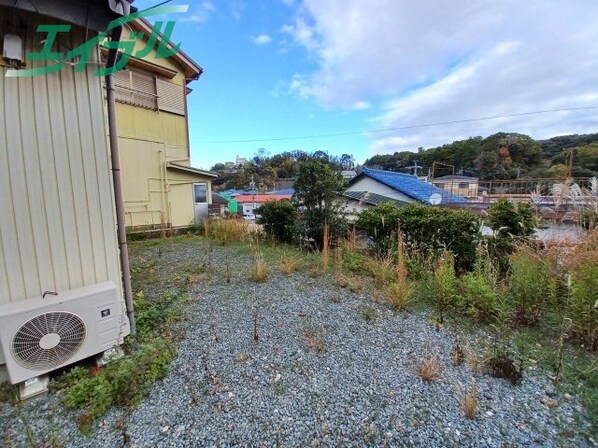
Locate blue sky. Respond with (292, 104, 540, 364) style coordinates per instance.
(132, 1, 598, 171)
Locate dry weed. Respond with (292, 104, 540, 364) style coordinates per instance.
(279, 252, 301, 275)
(462, 382, 478, 419)
(467, 348, 480, 374)
(451, 338, 466, 366)
(365, 256, 395, 287)
(304, 327, 325, 352)
(418, 354, 442, 382)
(250, 249, 268, 282)
(346, 275, 363, 294)
(382, 281, 412, 311)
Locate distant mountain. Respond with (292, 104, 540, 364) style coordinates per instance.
(364, 132, 598, 180)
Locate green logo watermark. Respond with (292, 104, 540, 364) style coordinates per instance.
(6, 5, 188, 77)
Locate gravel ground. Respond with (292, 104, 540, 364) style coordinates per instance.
(1, 237, 595, 447)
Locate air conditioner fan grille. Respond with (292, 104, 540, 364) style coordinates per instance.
(11, 312, 87, 370)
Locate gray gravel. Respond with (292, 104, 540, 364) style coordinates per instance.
(1, 238, 595, 447)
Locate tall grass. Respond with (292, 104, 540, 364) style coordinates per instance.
(507, 246, 553, 326)
(383, 230, 413, 311)
(428, 251, 457, 323)
(279, 251, 301, 275)
(204, 218, 250, 245)
(250, 247, 268, 282)
(365, 255, 395, 288)
(565, 231, 598, 349)
(458, 253, 500, 322)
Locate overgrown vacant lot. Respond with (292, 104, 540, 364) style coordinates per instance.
(0, 236, 596, 447)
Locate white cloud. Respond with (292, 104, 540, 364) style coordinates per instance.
(283, 0, 598, 153)
(351, 101, 371, 110)
(182, 1, 215, 23)
(253, 34, 272, 45)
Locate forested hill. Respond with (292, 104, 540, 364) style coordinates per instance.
(364, 132, 598, 180)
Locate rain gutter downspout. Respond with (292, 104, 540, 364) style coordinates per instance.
(105, 24, 136, 335)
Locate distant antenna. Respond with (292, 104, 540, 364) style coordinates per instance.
(410, 160, 423, 176)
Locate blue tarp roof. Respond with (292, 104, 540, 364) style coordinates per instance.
(356, 168, 468, 204)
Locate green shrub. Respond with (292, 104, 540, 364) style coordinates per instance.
(356, 202, 402, 255)
(568, 261, 598, 350)
(483, 341, 523, 385)
(54, 288, 189, 432)
(459, 266, 499, 322)
(393, 203, 481, 273)
(64, 341, 174, 434)
(343, 248, 365, 273)
(256, 200, 297, 244)
(507, 247, 552, 326)
(487, 199, 537, 239)
(428, 252, 458, 322)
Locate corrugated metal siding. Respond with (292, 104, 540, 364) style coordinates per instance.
(0, 10, 122, 308)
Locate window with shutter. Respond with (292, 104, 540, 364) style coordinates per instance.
(113, 69, 158, 110)
(157, 78, 185, 116)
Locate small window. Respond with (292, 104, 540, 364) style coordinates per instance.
(434, 183, 445, 189)
(194, 184, 207, 203)
(458, 182, 469, 189)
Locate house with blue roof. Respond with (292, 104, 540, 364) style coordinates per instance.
(342, 168, 467, 217)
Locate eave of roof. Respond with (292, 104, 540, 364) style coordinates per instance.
(131, 18, 203, 81)
(235, 195, 292, 203)
(0, 0, 136, 32)
(342, 191, 406, 207)
(166, 162, 217, 178)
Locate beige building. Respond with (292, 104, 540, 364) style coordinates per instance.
(432, 175, 479, 198)
(112, 19, 216, 230)
(0, 1, 131, 387)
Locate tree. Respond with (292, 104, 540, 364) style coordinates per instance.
(294, 159, 347, 248)
(340, 154, 355, 170)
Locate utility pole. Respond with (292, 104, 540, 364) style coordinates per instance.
(567, 150, 574, 179)
(250, 174, 256, 215)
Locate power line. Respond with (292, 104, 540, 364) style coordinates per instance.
(194, 106, 598, 144)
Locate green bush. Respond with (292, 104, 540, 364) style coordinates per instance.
(256, 200, 297, 244)
(54, 289, 189, 432)
(459, 272, 498, 322)
(507, 247, 552, 326)
(428, 252, 458, 322)
(487, 199, 537, 239)
(356, 202, 402, 255)
(343, 248, 365, 273)
(568, 261, 598, 350)
(64, 341, 174, 434)
(393, 203, 481, 273)
(296, 207, 348, 250)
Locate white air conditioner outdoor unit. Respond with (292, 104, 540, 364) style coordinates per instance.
(0, 282, 130, 384)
